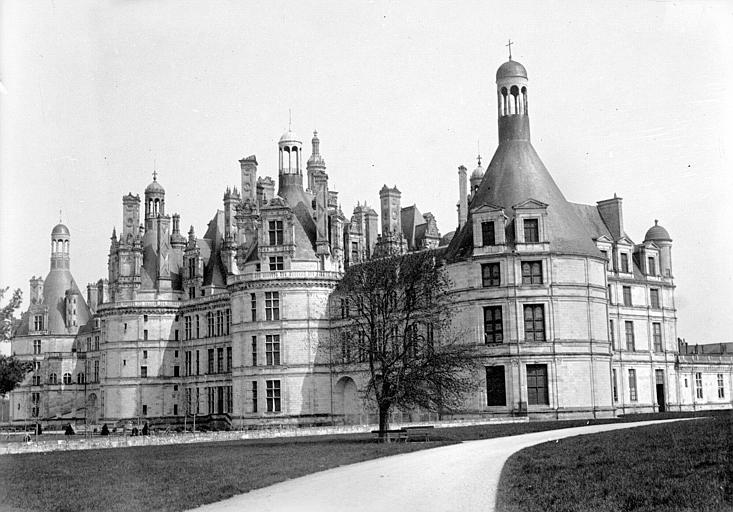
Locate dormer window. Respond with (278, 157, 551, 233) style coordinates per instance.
(33, 315, 44, 331)
(647, 256, 656, 275)
(620, 253, 629, 273)
(512, 199, 549, 252)
(470, 204, 507, 254)
(523, 219, 539, 243)
(481, 221, 495, 246)
(268, 220, 284, 245)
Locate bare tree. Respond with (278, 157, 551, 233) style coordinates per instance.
(332, 250, 478, 437)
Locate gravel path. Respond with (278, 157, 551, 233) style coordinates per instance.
(190, 418, 695, 512)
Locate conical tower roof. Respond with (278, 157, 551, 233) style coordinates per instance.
(447, 59, 601, 260)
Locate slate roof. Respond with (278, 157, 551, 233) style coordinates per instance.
(446, 140, 601, 261)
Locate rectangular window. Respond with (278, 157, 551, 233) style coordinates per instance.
(486, 366, 506, 406)
(607, 285, 613, 304)
(266, 380, 281, 412)
(173, 404, 178, 416)
(208, 388, 214, 414)
(173, 365, 180, 377)
(226, 347, 232, 372)
(351, 241, 359, 262)
(143, 350, 148, 359)
(612, 369, 618, 402)
(188, 257, 196, 279)
(141, 366, 148, 378)
(647, 256, 656, 275)
(33, 339, 41, 354)
(600, 249, 608, 263)
(208, 348, 214, 374)
(185, 351, 191, 376)
(252, 336, 257, 366)
(184, 316, 191, 340)
(265, 292, 280, 321)
(225, 309, 231, 335)
(142, 404, 147, 416)
(523, 305, 545, 342)
(650, 289, 660, 309)
(143, 330, 148, 341)
(217, 347, 224, 373)
(196, 315, 200, 338)
(695, 372, 703, 399)
(481, 221, 495, 246)
(526, 364, 549, 405)
(717, 374, 725, 399)
(621, 253, 629, 273)
(196, 350, 200, 375)
(268, 220, 284, 245)
(266, 335, 281, 366)
(207, 313, 215, 337)
(629, 369, 637, 401)
(652, 322, 663, 352)
(521, 261, 543, 285)
(622, 286, 632, 306)
(196, 388, 200, 414)
(33, 315, 44, 331)
(483, 306, 503, 344)
(250, 293, 257, 322)
(94, 361, 99, 382)
(269, 256, 284, 271)
(252, 381, 258, 413)
(609, 319, 615, 347)
(523, 218, 539, 243)
(625, 321, 635, 351)
(481, 263, 501, 287)
(216, 311, 223, 336)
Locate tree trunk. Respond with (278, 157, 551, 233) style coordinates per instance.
(378, 402, 391, 439)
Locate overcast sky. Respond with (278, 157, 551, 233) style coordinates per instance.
(1, 0, 731, 343)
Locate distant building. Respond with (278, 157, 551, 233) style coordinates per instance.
(9, 57, 732, 427)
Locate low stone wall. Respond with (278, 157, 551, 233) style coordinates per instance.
(0, 416, 528, 455)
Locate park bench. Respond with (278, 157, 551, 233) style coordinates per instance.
(371, 429, 407, 443)
(403, 425, 434, 442)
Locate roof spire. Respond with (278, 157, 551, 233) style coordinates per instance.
(506, 39, 514, 60)
(477, 139, 482, 166)
(288, 108, 292, 131)
(59, 209, 62, 223)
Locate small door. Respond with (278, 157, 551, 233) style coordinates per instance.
(655, 370, 666, 412)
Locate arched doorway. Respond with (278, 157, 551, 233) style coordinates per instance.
(334, 377, 359, 425)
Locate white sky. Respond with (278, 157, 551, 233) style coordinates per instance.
(1, 0, 731, 344)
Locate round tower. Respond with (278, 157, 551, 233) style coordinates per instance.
(496, 58, 530, 142)
(144, 171, 165, 219)
(50, 223, 70, 270)
(644, 220, 673, 277)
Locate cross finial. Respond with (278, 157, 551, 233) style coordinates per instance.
(506, 39, 514, 60)
(59, 209, 62, 223)
(152, 169, 158, 181)
(477, 140, 482, 166)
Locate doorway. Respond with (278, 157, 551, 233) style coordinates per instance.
(655, 369, 666, 412)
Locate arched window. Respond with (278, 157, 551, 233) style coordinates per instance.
(501, 87, 508, 116)
(49, 373, 58, 384)
(521, 86, 528, 114)
(63, 372, 72, 385)
(510, 85, 519, 115)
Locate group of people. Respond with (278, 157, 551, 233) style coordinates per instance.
(20, 421, 152, 442)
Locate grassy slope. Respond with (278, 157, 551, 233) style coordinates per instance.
(496, 411, 733, 512)
(0, 412, 726, 512)
(0, 435, 444, 512)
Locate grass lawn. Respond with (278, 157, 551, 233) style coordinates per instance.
(0, 434, 446, 512)
(0, 411, 725, 511)
(495, 410, 733, 512)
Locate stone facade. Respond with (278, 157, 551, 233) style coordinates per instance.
(8, 57, 732, 428)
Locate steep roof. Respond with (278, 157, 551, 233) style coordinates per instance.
(447, 140, 601, 260)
